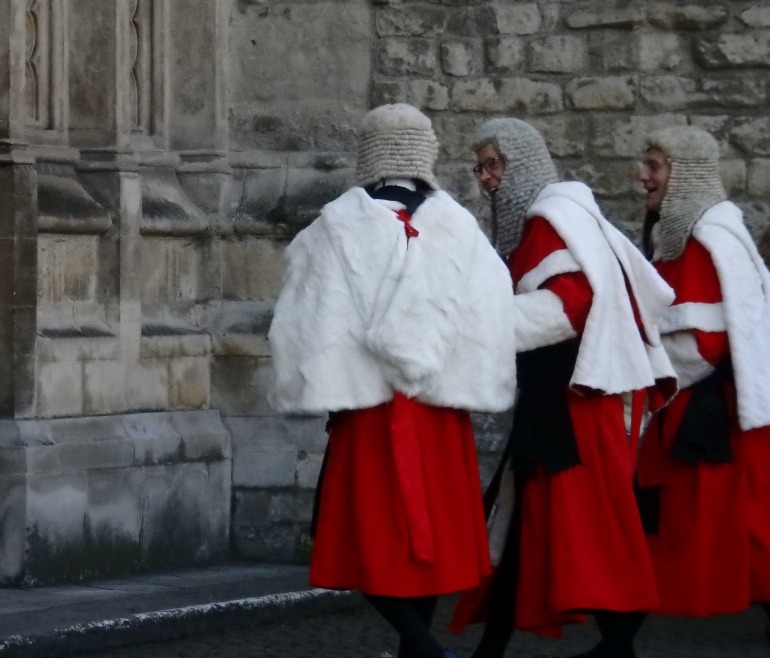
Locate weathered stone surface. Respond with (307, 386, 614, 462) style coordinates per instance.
(647, 3, 729, 31)
(375, 5, 448, 36)
(530, 35, 588, 73)
(567, 76, 636, 110)
(140, 238, 200, 304)
(452, 78, 563, 113)
(441, 39, 483, 77)
(38, 361, 84, 418)
(566, 160, 635, 198)
(446, 6, 499, 37)
(222, 238, 285, 302)
(233, 450, 297, 488)
(377, 38, 439, 77)
(701, 77, 767, 109)
(267, 491, 315, 524)
(297, 453, 325, 489)
(493, 3, 542, 35)
(83, 361, 127, 415)
(371, 80, 450, 111)
(740, 7, 770, 28)
(529, 115, 592, 158)
(695, 33, 770, 69)
(168, 356, 210, 409)
(567, 5, 644, 29)
(748, 159, 770, 198)
(588, 30, 639, 75)
(720, 159, 748, 196)
(640, 75, 700, 110)
(227, 415, 327, 453)
(591, 114, 687, 158)
(486, 36, 526, 74)
(638, 32, 686, 71)
(731, 117, 770, 156)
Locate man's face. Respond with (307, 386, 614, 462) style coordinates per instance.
(474, 143, 505, 194)
(636, 147, 671, 212)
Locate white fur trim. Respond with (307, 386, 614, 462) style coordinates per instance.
(269, 188, 517, 414)
(514, 288, 577, 352)
(659, 302, 727, 334)
(516, 249, 581, 294)
(661, 331, 716, 389)
(693, 202, 770, 430)
(527, 182, 677, 394)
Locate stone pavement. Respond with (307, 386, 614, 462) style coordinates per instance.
(0, 562, 767, 658)
(0, 563, 359, 658)
(93, 596, 770, 658)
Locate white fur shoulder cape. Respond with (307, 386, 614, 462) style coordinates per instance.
(268, 187, 517, 415)
(693, 202, 770, 430)
(526, 182, 677, 395)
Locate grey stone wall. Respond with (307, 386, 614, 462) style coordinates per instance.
(0, 0, 768, 580)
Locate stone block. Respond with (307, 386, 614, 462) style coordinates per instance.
(226, 415, 327, 453)
(371, 80, 450, 112)
(451, 78, 563, 114)
(126, 361, 169, 411)
(233, 490, 271, 527)
(59, 440, 135, 472)
(566, 76, 636, 110)
(211, 333, 271, 358)
(36, 336, 120, 363)
(297, 453, 324, 489)
(268, 491, 315, 524)
(446, 6, 499, 37)
(432, 115, 490, 160)
(168, 356, 210, 409)
(567, 5, 644, 29)
(211, 355, 270, 416)
(233, 521, 304, 563)
(83, 360, 127, 415)
(701, 77, 766, 109)
(37, 235, 99, 304)
(284, 165, 353, 227)
(590, 114, 687, 159)
(376, 38, 439, 77)
(739, 202, 770, 240)
(695, 33, 770, 69)
(748, 159, 770, 198)
(566, 161, 635, 198)
(232, 166, 287, 223)
(638, 32, 687, 72)
(639, 76, 700, 110)
(375, 6, 448, 36)
(27, 472, 88, 548)
(740, 7, 770, 28)
(139, 335, 211, 359)
(233, 450, 297, 488)
(719, 159, 748, 196)
(140, 238, 200, 304)
(731, 117, 770, 156)
(221, 238, 285, 301)
(441, 39, 483, 77)
(486, 37, 526, 74)
(0, 474, 26, 583)
(86, 470, 142, 541)
(647, 3, 729, 30)
(530, 35, 587, 73)
(38, 361, 84, 418)
(528, 115, 592, 158)
(493, 3, 542, 35)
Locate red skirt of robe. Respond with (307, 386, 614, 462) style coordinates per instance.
(309, 394, 492, 597)
(452, 391, 658, 637)
(741, 425, 770, 603)
(637, 388, 750, 615)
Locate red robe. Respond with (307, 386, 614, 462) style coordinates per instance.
(309, 394, 492, 597)
(453, 217, 658, 637)
(637, 238, 770, 614)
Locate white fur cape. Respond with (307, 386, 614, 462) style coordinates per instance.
(268, 187, 517, 414)
(524, 182, 677, 395)
(690, 202, 770, 430)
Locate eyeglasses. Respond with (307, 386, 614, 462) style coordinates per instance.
(472, 157, 503, 177)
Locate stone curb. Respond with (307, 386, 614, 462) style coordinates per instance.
(0, 588, 361, 658)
